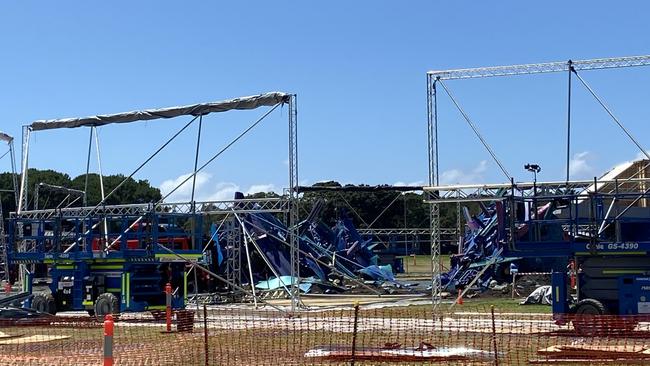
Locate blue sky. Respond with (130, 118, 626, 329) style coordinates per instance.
(1, 1, 649, 201)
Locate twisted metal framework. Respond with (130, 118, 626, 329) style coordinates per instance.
(426, 55, 650, 311)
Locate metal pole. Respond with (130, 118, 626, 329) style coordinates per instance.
(566, 60, 573, 182)
(288, 94, 300, 312)
(83, 127, 93, 207)
(191, 115, 203, 203)
(351, 302, 360, 366)
(428, 75, 442, 311)
(16, 127, 30, 290)
(403, 195, 409, 260)
(491, 305, 499, 366)
(242, 231, 258, 308)
(191, 115, 203, 252)
(17, 126, 31, 214)
(156, 242, 288, 313)
(234, 213, 292, 296)
(93, 127, 109, 245)
(8, 141, 18, 207)
(203, 304, 209, 366)
(193, 264, 200, 315)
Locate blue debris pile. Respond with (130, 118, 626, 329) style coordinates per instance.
(441, 199, 564, 293)
(218, 197, 402, 294)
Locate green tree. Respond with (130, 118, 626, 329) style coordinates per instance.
(0, 169, 162, 217)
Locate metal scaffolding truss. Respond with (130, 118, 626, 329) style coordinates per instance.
(424, 177, 650, 204)
(10, 197, 290, 220)
(358, 228, 437, 236)
(428, 55, 650, 80)
(12, 93, 301, 311)
(0, 132, 18, 283)
(426, 54, 650, 312)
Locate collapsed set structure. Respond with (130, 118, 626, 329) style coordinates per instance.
(3, 92, 406, 317)
(426, 55, 650, 329)
(2, 55, 650, 326)
(6, 92, 305, 314)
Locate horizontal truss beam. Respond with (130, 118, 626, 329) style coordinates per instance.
(428, 55, 650, 80)
(357, 228, 457, 236)
(424, 178, 650, 203)
(10, 198, 289, 220)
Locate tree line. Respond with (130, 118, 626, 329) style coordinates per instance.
(0, 171, 463, 230)
(0, 169, 161, 215)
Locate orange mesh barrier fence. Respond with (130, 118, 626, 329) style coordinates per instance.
(2, 305, 650, 365)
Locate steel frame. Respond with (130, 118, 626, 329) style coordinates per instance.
(426, 55, 650, 311)
(428, 55, 650, 80)
(11, 94, 301, 310)
(423, 178, 650, 204)
(0, 133, 18, 283)
(358, 228, 454, 236)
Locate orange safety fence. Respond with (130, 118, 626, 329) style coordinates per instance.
(1, 305, 650, 365)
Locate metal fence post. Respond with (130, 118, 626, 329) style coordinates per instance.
(351, 302, 360, 366)
(104, 314, 114, 366)
(491, 306, 499, 366)
(203, 304, 209, 366)
(165, 282, 172, 332)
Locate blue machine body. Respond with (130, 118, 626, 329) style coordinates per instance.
(452, 186, 650, 320)
(6, 208, 204, 313)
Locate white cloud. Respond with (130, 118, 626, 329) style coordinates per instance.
(246, 184, 276, 195)
(635, 150, 650, 160)
(159, 172, 212, 202)
(569, 151, 594, 178)
(206, 182, 241, 201)
(439, 160, 488, 184)
(393, 180, 425, 187)
(159, 172, 278, 202)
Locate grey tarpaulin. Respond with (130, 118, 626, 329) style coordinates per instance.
(30, 92, 290, 131)
(0, 132, 12, 143)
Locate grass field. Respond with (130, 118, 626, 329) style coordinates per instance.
(398, 254, 451, 276)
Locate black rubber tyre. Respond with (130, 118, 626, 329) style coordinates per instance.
(94, 293, 119, 320)
(31, 293, 57, 315)
(572, 298, 607, 336)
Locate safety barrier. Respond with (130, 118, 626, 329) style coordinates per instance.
(1, 305, 650, 365)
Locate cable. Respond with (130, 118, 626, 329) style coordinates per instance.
(573, 70, 650, 161)
(103, 103, 283, 252)
(566, 61, 573, 182)
(437, 79, 511, 180)
(160, 103, 282, 202)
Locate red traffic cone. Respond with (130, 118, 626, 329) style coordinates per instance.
(456, 289, 463, 305)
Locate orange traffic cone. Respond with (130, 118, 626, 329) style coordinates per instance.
(456, 289, 463, 305)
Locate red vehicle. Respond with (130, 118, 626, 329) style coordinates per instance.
(91, 222, 191, 251)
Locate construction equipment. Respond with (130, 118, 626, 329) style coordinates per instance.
(8, 204, 204, 315)
(426, 54, 650, 325)
(427, 161, 650, 333)
(6, 92, 299, 315)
